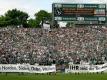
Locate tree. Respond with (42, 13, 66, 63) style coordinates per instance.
(28, 19, 37, 28)
(5, 9, 29, 27)
(34, 10, 52, 27)
(0, 16, 7, 27)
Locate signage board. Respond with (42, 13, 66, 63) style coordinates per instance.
(52, 3, 106, 24)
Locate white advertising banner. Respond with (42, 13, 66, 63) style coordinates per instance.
(65, 63, 107, 73)
(30, 65, 56, 73)
(0, 64, 56, 73)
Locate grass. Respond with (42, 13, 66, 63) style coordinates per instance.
(0, 73, 107, 80)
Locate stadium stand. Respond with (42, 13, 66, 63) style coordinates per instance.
(0, 27, 107, 66)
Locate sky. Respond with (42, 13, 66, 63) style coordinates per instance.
(0, 0, 107, 18)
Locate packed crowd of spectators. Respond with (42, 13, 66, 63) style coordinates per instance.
(0, 26, 107, 65)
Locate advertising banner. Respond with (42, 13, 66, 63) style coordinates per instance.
(65, 63, 107, 73)
(0, 64, 56, 73)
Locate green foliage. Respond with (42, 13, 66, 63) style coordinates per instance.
(0, 16, 8, 27)
(5, 9, 29, 27)
(28, 19, 37, 28)
(34, 10, 52, 27)
(0, 9, 53, 28)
